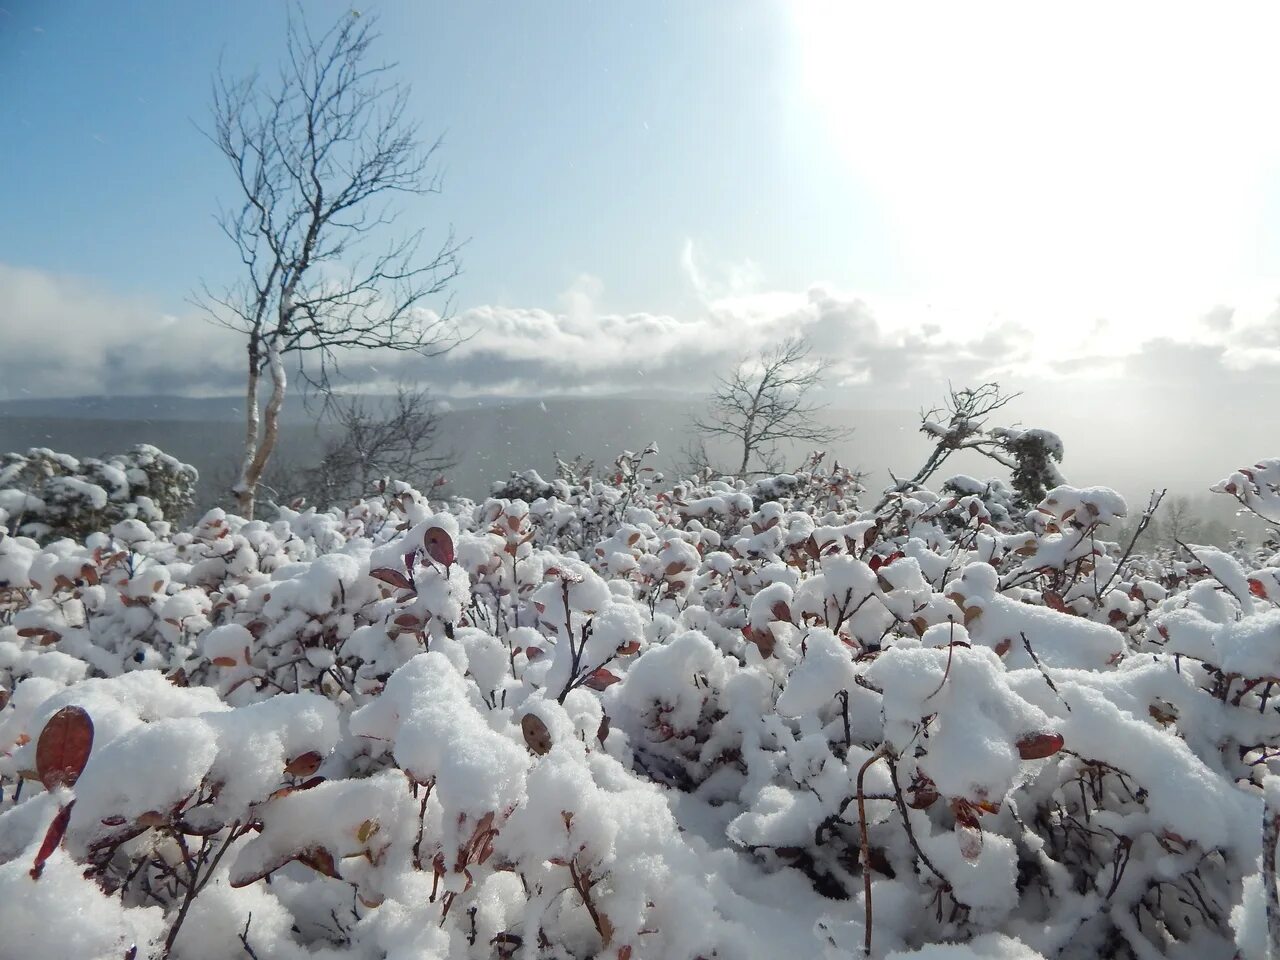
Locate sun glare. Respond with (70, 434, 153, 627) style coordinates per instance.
(789, 1, 1280, 342)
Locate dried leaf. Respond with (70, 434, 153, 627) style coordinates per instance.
(29, 800, 74, 880)
(298, 847, 339, 879)
(370, 567, 414, 590)
(1015, 731, 1064, 760)
(424, 527, 456, 567)
(284, 751, 324, 778)
(1043, 590, 1068, 613)
(521, 714, 553, 756)
(583, 668, 620, 691)
(36, 705, 94, 791)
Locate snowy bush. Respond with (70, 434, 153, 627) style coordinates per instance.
(1, 444, 1279, 958)
(0, 444, 197, 544)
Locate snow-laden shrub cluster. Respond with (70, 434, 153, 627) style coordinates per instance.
(0, 444, 197, 545)
(2, 445, 1280, 959)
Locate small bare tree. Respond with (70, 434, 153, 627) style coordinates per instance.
(690, 336, 850, 477)
(1162, 495, 1202, 547)
(302, 385, 454, 506)
(879, 382, 1067, 511)
(196, 10, 461, 518)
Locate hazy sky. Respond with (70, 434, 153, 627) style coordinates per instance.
(4, 1, 1280, 419)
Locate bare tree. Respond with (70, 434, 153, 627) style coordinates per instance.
(691, 336, 850, 477)
(302, 385, 454, 505)
(1162, 495, 1202, 547)
(196, 9, 461, 517)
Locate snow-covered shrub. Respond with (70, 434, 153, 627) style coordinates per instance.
(0, 444, 197, 544)
(1, 448, 1279, 959)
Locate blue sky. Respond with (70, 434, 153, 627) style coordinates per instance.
(6, 1, 1280, 408)
(0, 1, 897, 316)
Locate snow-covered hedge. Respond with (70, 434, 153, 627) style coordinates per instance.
(0, 444, 197, 545)
(1, 446, 1279, 959)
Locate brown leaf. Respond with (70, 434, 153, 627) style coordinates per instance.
(211, 656, 238, 668)
(284, 751, 324, 778)
(742, 625, 775, 658)
(297, 847, 340, 879)
(583, 668, 620, 691)
(1043, 590, 1067, 613)
(907, 775, 939, 810)
(18, 627, 60, 645)
(370, 567, 414, 591)
(521, 714, 553, 756)
(424, 527, 456, 567)
(36, 705, 94, 791)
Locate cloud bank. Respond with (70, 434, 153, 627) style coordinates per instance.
(5, 261, 1280, 413)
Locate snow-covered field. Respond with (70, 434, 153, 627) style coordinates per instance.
(3, 447, 1280, 959)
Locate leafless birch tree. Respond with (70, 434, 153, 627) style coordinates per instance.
(195, 10, 460, 517)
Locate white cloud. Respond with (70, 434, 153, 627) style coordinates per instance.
(4, 261, 1276, 409)
(680, 238, 762, 302)
(0, 264, 241, 399)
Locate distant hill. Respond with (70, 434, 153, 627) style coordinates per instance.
(0, 395, 927, 509)
(2, 392, 1257, 518)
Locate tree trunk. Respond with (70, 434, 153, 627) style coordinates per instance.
(234, 341, 262, 518)
(239, 334, 287, 519)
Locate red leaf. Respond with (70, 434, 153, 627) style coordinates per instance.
(1043, 590, 1067, 613)
(1016, 731, 1064, 760)
(907, 774, 939, 809)
(584, 668, 621, 691)
(1250, 578, 1269, 600)
(424, 527, 456, 567)
(770, 601, 792, 623)
(616, 640, 641, 655)
(370, 567, 414, 591)
(36, 706, 94, 791)
(30, 800, 74, 879)
(394, 614, 420, 629)
(284, 751, 324, 778)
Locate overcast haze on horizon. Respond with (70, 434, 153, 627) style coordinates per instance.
(3, 0, 1280, 493)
